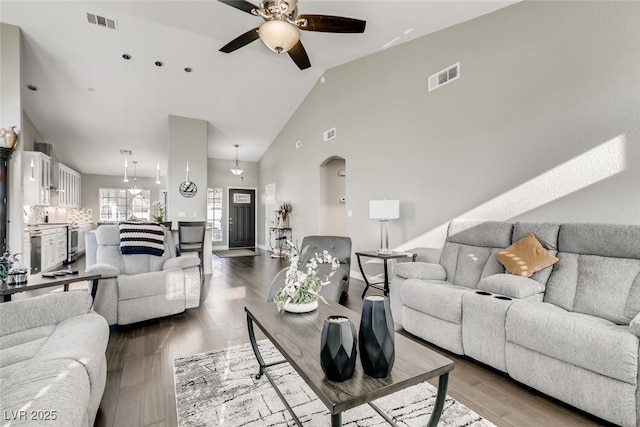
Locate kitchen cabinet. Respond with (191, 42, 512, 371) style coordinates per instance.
(41, 227, 66, 272)
(55, 163, 81, 208)
(23, 151, 50, 206)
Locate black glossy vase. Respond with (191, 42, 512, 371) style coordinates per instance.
(320, 316, 357, 382)
(359, 296, 395, 378)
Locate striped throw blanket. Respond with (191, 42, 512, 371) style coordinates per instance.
(119, 222, 165, 256)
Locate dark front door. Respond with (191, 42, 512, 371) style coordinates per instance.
(229, 189, 256, 248)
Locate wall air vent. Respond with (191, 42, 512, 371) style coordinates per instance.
(87, 13, 118, 31)
(428, 62, 460, 92)
(323, 127, 337, 142)
(119, 149, 132, 155)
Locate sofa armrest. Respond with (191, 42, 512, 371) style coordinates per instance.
(394, 262, 446, 281)
(0, 292, 93, 336)
(85, 263, 120, 278)
(163, 255, 200, 270)
(478, 274, 545, 299)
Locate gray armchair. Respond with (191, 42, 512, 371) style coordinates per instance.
(268, 235, 352, 302)
(85, 225, 201, 325)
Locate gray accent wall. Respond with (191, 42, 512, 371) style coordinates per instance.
(257, 1, 640, 255)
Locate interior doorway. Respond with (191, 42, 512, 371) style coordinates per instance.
(319, 157, 347, 236)
(228, 188, 256, 248)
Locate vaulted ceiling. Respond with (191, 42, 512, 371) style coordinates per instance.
(1, 1, 517, 177)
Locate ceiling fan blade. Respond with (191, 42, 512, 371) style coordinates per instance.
(297, 14, 366, 33)
(217, 0, 260, 15)
(219, 27, 260, 53)
(288, 41, 311, 70)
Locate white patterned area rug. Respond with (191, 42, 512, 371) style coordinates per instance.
(174, 340, 496, 427)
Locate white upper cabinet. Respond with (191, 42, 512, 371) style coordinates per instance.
(23, 151, 50, 206)
(55, 163, 81, 208)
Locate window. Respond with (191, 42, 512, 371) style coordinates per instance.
(99, 188, 151, 222)
(207, 188, 223, 242)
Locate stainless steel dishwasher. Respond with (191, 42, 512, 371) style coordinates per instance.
(30, 230, 42, 274)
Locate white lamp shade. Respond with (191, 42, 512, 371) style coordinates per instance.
(259, 20, 300, 53)
(369, 200, 400, 220)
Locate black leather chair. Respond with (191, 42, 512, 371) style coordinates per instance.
(177, 221, 206, 279)
(268, 235, 352, 302)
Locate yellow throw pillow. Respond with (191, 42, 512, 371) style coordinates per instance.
(496, 233, 559, 278)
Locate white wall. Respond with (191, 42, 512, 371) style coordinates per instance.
(0, 23, 24, 253)
(167, 115, 207, 221)
(257, 1, 640, 257)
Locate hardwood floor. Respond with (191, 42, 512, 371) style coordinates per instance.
(85, 250, 613, 427)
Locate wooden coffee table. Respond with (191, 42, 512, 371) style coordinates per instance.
(245, 300, 454, 426)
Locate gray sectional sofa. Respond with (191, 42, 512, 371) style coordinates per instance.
(390, 219, 640, 427)
(0, 291, 109, 426)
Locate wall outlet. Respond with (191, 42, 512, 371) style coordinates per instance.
(347, 210, 353, 217)
(193, 212, 197, 218)
(178, 212, 186, 218)
(296, 140, 302, 149)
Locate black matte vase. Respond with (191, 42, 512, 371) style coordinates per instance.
(359, 295, 395, 378)
(320, 316, 357, 382)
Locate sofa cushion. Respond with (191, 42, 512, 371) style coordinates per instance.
(0, 325, 55, 370)
(496, 233, 558, 278)
(118, 268, 185, 301)
(401, 279, 471, 324)
(0, 359, 90, 426)
(558, 222, 640, 259)
(439, 220, 513, 288)
(506, 301, 638, 384)
(478, 274, 545, 298)
(545, 252, 640, 325)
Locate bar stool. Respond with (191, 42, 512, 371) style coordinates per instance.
(177, 221, 206, 279)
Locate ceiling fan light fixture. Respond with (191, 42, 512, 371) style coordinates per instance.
(258, 20, 299, 53)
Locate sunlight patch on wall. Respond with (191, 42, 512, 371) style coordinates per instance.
(397, 134, 628, 250)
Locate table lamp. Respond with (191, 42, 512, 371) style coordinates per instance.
(369, 200, 400, 255)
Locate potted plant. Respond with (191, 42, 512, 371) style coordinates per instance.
(152, 200, 166, 222)
(273, 241, 340, 313)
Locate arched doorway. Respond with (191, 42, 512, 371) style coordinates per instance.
(319, 156, 346, 236)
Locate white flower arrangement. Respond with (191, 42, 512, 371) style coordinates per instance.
(274, 240, 340, 313)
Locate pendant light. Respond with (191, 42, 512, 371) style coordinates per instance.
(128, 161, 142, 195)
(123, 158, 129, 182)
(156, 161, 161, 184)
(230, 144, 244, 176)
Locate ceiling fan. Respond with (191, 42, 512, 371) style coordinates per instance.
(218, 0, 366, 70)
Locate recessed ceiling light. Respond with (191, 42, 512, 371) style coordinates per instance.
(26, 84, 38, 91)
(155, 61, 163, 67)
(184, 67, 192, 73)
(122, 53, 131, 60)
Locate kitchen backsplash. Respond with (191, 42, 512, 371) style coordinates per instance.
(24, 206, 93, 225)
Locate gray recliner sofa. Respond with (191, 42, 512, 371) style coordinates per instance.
(268, 235, 352, 303)
(0, 292, 109, 427)
(85, 224, 201, 326)
(390, 219, 640, 427)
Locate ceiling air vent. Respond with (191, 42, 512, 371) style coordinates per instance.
(323, 128, 337, 142)
(428, 62, 460, 92)
(87, 13, 118, 31)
